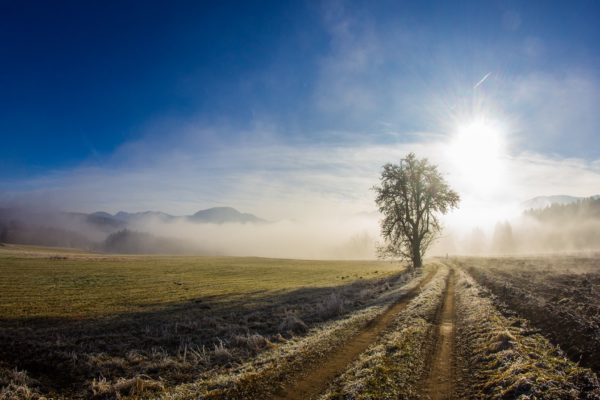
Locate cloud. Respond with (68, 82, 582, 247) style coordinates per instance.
(308, 3, 600, 162)
(313, 3, 383, 116)
(3, 127, 600, 219)
(3, 116, 600, 259)
(3, 2, 600, 258)
(504, 71, 600, 158)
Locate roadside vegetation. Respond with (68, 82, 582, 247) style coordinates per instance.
(320, 263, 449, 399)
(0, 245, 406, 399)
(166, 268, 419, 399)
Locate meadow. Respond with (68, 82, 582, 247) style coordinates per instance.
(1, 245, 600, 399)
(0, 244, 398, 319)
(0, 244, 404, 399)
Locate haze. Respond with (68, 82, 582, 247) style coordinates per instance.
(2, 1, 600, 258)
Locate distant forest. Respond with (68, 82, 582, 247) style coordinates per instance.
(525, 198, 600, 222)
(521, 198, 600, 252)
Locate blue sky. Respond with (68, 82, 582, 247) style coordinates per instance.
(2, 0, 600, 221)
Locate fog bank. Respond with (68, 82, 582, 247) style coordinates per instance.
(0, 207, 379, 259)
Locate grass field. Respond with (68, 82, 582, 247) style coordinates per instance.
(0, 244, 409, 399)
(1, 245, 600, 400)
(0, 244, 398, 319)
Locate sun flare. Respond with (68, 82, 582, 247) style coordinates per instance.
(447, 117, 508, 197)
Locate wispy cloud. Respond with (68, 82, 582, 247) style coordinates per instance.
(3, 2, 600, 256)
(3, 129, 600, 222)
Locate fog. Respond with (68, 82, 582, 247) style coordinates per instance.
(431, 204, 600, 257)
(2, 0, 600, 261)
(129, 214, 379, 259)
(3, 196, 600, 260)
(0, 206, 381, 259)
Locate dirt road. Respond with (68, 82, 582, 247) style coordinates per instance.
(272, 268, 438, 400)
(423, 268, 456, 399)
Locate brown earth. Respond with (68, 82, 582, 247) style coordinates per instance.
(462, 258, 600, 373)
(423, 268, 456, 400)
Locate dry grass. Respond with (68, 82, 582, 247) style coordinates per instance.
(319, 263, 449, 399)
(0, 363, 45, 400)
(0, 244, 407, 399)
(163, 269, 419, 399)
(90, 375, 164, 399)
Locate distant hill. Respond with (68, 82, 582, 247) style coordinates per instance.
(86, 207, 265, 225)
(522, 195, 600, 210)
(188, 207, 265, 224)
(114, 211, 176, 223)
(0, 206, 265, 251)
(85, 212, 127, 231)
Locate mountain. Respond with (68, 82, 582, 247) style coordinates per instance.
(522, 195, 600, 210)
(99, 207, 264, 224)
(78, 207, 264, 225)
(0, 206, 265, 250)
(188, 207, 265, 224)
(114, 211, 176, 223)
(85, 212, 127, 231)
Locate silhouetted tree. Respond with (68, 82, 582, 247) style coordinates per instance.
(374, 153, 460, 269)
(0, 224, 7, 243)
(466, 227, 486, 255)
(492, 221, 514, 254)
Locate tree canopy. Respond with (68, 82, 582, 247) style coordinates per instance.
(374, 153, 460, 269)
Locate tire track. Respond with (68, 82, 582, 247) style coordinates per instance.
(272, 268, 438, 400)
(423, 267, 456, 400)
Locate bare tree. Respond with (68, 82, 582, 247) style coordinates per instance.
(374, 153, 460, 269)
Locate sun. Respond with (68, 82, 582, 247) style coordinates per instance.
(447, 116, 508, 197)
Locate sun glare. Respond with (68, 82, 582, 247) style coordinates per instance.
(447, 117, 508, 197)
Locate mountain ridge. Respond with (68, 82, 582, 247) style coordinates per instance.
(87, 206, 265, 225)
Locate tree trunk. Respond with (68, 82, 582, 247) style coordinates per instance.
(412, 253, 422, 269)
(411, 241, 422, 269)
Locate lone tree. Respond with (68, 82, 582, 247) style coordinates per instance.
(374, 153, 459, 270)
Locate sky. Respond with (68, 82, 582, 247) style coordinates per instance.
(2, 0, 600, 228)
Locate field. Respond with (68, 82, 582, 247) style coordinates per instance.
(460, 256, 600, 372)
(1, 245, 600, 399)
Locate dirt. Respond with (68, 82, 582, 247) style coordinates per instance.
(272, 268, 438, 400)
(463, 259, 600, 372)
(423, 268, 456, 400)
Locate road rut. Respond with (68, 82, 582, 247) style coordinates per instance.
(272, 268, 438, 400)
(423, 268, 456, 400)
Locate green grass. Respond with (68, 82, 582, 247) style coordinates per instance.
(0, 244, 399, 319)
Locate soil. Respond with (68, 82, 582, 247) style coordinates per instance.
(422, 268, 456, 400)
(465, 261, 600, 372)
(272, 268, 438, 400)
